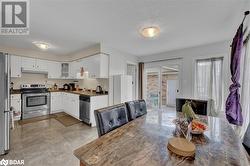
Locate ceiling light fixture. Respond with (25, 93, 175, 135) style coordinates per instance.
(140, 26, 160, 38)
(32, 41, 50, 50)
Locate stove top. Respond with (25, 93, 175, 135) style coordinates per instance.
(21, 84, 46, 89)
(20, 84, 48, 93)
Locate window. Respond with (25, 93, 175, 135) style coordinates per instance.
(195, 58, 223, 116)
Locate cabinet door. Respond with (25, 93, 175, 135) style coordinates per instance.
(10, 55, 21, 77)
(36, 59, 48, 71)
(83, 54, 108, 78)
(21, 57, 36, 70)
(99, 54, 109, 78)
(69, 61, 77, 79)
(89, 55, 100, 78)
(62, 93, 69, 113)
(10, 94, 21, 120)
(72, 95, 79, 119)
(52, 92, 63, 113)
(47, 61, 61, 79)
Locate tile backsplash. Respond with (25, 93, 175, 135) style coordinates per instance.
(11, 73, 108, 91)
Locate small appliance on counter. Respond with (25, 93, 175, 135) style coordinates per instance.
(10, 82, 14, 91)
(96, 85, 103, 94)
(76, 85, 80, 91)
(53, 83, 58, 90)
(69, 83, 75, 90)
(63, 84, 70, 90)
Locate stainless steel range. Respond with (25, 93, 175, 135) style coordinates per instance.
(21, 84, 50, 119)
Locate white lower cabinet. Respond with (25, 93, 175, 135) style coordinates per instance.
(10, 94, 21, 121)
(50, 92, 63, 113)
(52, 92, 80, 119)
(50, 92, 108, 124)
(90, 95, 108, 127)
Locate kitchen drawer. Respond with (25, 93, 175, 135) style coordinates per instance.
(11, 94, 21, 100)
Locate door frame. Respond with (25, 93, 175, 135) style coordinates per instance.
(143, 59, 182, 109)
(126, 62, 138, 100)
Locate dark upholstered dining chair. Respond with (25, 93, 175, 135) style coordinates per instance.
(243, 123, 250, 155)
(94, 104, 129, 137)
(125, 100, 147, 121)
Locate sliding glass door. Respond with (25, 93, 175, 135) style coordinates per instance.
(145, 68, 161, 109)
(145, 66, 179, 110)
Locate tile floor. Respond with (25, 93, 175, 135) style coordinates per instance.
(0, 116, 98, 166)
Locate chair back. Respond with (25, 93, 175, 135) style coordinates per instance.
(94, 104, 129, 137)
(176, 98, 208, 115)
(243, 123, 250, 155)
(125, 100, 147, 121)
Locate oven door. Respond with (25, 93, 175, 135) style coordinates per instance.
(22, 93, 50, 114)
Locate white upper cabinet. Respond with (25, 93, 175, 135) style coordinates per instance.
(67, 54, 108, 79)
(69, 61, 79, 79)
(36, 59, 48, 71)
(21, 57, 48, 72)
(10, 55, 22, 78)
(21, 57, 36, 70)
(47, 61, 61, 79)
(11, 54, 109, 79)
(99, 54, 109, 78)
(84, 54, 109, 78)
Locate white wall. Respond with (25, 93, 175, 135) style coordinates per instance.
(78, 78, 108, 91)
(140, 40, 231, 108)
(101, 45, 139, 105)
(101, 45, 139, 76)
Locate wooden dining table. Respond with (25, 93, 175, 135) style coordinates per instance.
(74, 110, 250, 166)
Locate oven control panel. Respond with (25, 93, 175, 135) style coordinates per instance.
(21, 84, 46, 89)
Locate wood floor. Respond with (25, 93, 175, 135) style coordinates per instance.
(0, 115, 98, 166)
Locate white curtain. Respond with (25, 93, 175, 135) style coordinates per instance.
(238, 39, 250, 138)
(195, 58, 223, 116)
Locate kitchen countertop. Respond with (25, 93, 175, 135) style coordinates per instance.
(10, 89, 108, 97)
(10, 89, 21, 94)
(49, 89, 108, 97)
(74, 110, 250, 166)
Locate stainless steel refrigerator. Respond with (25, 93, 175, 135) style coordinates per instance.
(0, 52, 10, 155)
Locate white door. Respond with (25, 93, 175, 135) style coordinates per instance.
(127, 64, 137, 100)
(145, 68, 161, 109)
(167, 80, 177, 106)
(144, 64, 180, 110)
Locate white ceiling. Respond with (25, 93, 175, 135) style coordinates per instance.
(0, 0, 249, 56)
